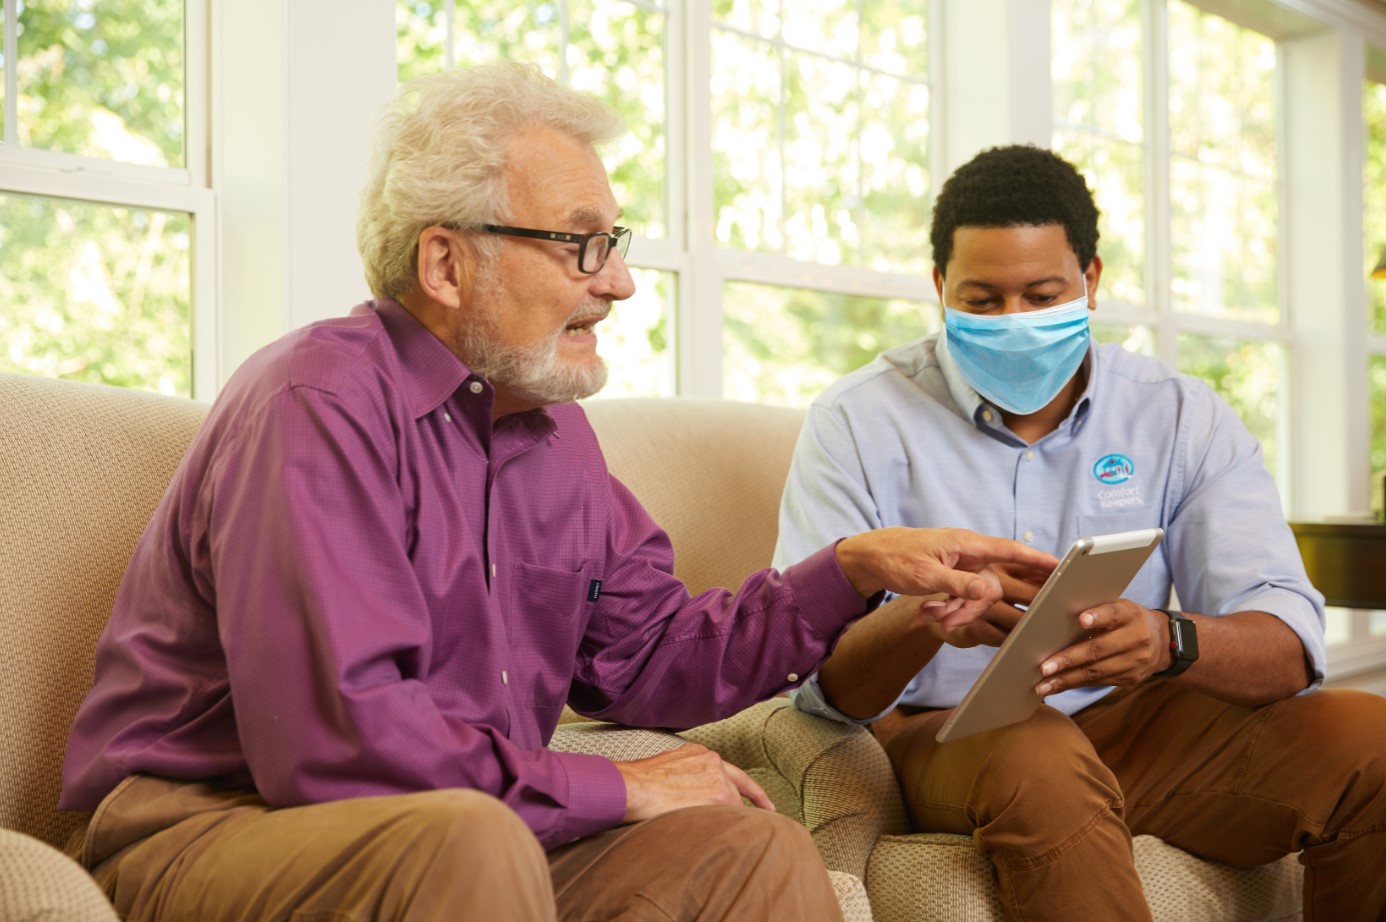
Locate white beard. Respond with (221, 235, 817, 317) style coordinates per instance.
(452, 266, 609, 406)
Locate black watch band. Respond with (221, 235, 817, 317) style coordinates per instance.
(1152, 608, 1199, 678)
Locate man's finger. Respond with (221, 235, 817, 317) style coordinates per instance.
(951, 531, 1059, 571)
(724, 760, 775, 811)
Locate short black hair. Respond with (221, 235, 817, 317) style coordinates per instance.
(929, 144, 1100, 274)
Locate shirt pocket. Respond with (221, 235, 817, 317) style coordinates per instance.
(1075, 511, 1171, 608)
(509, 560, 592, 711)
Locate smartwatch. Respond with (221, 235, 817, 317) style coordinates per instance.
(1152, 609, 1199, 678)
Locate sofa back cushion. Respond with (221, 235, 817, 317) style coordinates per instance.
(581, 397, 806, 595)
(0, 373, 207, 847)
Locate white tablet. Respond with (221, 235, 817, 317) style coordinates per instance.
(934, 528, 1164, 744)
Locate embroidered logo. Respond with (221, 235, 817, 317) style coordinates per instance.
(1092, 453, 1134, 484)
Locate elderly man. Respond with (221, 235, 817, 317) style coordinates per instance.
(775, 144, 1386, 921)
(59, 64, 1054, 921)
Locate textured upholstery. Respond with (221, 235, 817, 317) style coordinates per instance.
(0, 373, 207, 849)
(0, 374, 1304, 921)
(0, 829, 119, 922)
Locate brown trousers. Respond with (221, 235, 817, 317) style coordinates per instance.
(872, 683, 1386, 922)
(67, 775, 843, 922)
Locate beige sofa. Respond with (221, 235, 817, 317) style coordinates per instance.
(0, 371, 1303, 921)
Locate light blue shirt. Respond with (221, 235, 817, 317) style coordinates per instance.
(775, 334, 1327, 725)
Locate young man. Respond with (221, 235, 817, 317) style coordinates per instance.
(775, 144, 1386, 921)
(59, 65, 1056, 922)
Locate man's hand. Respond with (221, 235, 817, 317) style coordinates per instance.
(837, 527, 1058, 627)
(921, 562, 1051, 648)
(1033, 599, 1168, 696)
(613, 743, 774, 823)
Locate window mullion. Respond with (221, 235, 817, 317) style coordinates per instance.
(3, 1, 17, 144)
(681, 0, 723, 398)
(1147, 0, 1175, 364)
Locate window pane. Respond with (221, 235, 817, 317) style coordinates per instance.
(0, 193, 192, 396)
(711, 6, 932, 272)
(862, 1, 927, 79)
(1366, 80, 1386, 336)
(711, 0, 778, 38)
(568, 0, 668, 239)
(450, 0, 562, 75)
(17, 0, 185, 167)
(1167, 2, 1278, 324)
(861, 72, 930, 274)
(1370, 355, 1386, 515)
(1056, 132, 1146, 306)
(593, 267, 674, 399)
(1052, 0, 1144, 306)
(711, 28, 783, 253)
(396, 0, 669, 240)
(782, 0, 856, 58)
(1092, 322, 1153, 355)
(784, 51, 859, 265)
(1178, 334, 1281, 477)
(396, 1, 448, 84)
(722, 282, 935, 407)
(1052, 0, 1143, 146)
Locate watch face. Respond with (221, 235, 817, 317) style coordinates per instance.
(1174, 618, 1199, 662)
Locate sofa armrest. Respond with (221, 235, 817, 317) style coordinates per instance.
(0, 828, 118, 922)
(680, 698, 911, 883)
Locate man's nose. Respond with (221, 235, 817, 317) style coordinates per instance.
(592, 248, 636, 301)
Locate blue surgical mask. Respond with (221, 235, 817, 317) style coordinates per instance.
(943, 282, 1091, 415)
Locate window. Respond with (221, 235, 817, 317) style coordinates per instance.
(0, 0, 213, 398)
(396, 0, 936, 404)
(1052, 0, 1289, 485)
(1368, 74, 1386, 515)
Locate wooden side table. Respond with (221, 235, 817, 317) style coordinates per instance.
(1288, 521, 1386, 609)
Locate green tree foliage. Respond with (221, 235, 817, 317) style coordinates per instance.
(0, 0, 191, 396)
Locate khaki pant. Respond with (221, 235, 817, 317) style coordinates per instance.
(873, 683, 1386, 922)
(68, 775, 843, 922)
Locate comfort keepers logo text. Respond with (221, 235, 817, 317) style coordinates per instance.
(1093, 453, 1143, 509)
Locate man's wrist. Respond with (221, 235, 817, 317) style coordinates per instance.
(834, 535, 883, 600)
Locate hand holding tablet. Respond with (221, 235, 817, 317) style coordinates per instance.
(934, 528, 1164, 744)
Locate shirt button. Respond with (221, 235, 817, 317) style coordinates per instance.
(490, 563, 497, 578)
(501, 670, 508, 684)
(982, 409, 994, 422)
(1025, 450, 1034, 461)
(1024, 530, 1034, 542)
(469, 380, 484, 395)
(787, 673, 799, 683)
(443, 412, 452, 422)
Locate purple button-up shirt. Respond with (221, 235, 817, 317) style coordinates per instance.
(61, 299, 866, 847)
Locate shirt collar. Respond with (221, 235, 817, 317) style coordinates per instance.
(354, 298, 474, 420)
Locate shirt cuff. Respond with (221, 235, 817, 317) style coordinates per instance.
(783, 541, 881, 642)
(1232, 587, 1327, 694)
(788, 672, 894, 726)
(547, 751, 628, 847)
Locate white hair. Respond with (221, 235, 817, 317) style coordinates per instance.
(356, 61, 626, 300)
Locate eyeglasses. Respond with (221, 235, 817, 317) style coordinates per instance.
(477, 223, 632, 274)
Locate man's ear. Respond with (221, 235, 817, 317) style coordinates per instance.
(1084, 255, 1103, 311)
(414, 226, 474, 309)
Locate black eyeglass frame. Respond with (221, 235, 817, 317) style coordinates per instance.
(476, 223, 631, 274)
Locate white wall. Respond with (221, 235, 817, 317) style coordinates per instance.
(212, 0, 396, 388)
